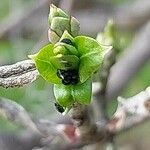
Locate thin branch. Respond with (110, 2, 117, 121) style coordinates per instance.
(0, 70, 39, 88)
(0, 60, 39, 88)
(0, 60, 36, 78)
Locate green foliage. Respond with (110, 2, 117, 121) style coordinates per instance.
(74, 36, 104, 83)
(30, 32, 105, 108)
(54, 84, 73, 107)
(54, 78, 92, 108)
(72, 78, 92, 105)
(29, 44, 61, 84)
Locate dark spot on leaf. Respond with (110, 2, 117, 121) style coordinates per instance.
(57, 69, 79, 85)
(54, 103, 65, 113)
(61, 38, 74, 46)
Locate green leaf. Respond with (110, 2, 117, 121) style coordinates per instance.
(59, 30, 74, 42)
(54, 84, 74, 107)
(74, 36, 104, 83)
(29, 44, 61, 84)
(54, 43, 78, 56)
(50, 54, 79, 70)
(72, 78, 92, 105)
(54, 78, 92, 107)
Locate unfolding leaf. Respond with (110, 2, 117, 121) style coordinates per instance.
(51, 55, 79, 70)
(54, 84, 74, 107)
(72, 78, 92, 104)
(59, 30, 74, 42)
(74, 36, 104, 83)
(54, 78, 92, 107)
(29, 44, 61, 84)
(54, 43, 78, 56)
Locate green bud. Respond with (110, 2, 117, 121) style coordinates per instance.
(52, 31, 79, 70)
(58, 55, 79, 69)
(53, 45, 67, 55)
(59, 30, 74, 42)
(96, 20, 114, 46)
(96, 20, 121, 53)
(49, 4, 68, 25)
(48, 5, 80, 44)
(53, 31, 79, 56)
(54, 84, 74, 107)
(51, 54, 79, 70)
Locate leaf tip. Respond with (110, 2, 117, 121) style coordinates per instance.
(28, 54, 37, 60)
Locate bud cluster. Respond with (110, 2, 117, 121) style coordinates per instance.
(48, 4, 80, 44)
(29, 4, 107, 109)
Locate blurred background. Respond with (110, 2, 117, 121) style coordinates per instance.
(0, 0, 150, 149)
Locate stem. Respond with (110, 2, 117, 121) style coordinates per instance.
(71, 103, 98, 143)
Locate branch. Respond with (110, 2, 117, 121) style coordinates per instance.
(106, 87, 150, 134)
(0, 70, 39, 88)
(0, 60, 39, 88)
(70, 103, 98, 143)
(106, 21, 150, 100)
(0, 60, 35, 78)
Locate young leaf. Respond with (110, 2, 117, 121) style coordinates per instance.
(50, 55, 79, 70)
(54, 43, 78, 56)
(59, 30, 74, 42)
(72, 78, 92, 105)
(29, 44, 61, 84)
(74, 36, 104, 83)
(54, 84, 74, 107)
(54, 78, 92, 107)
